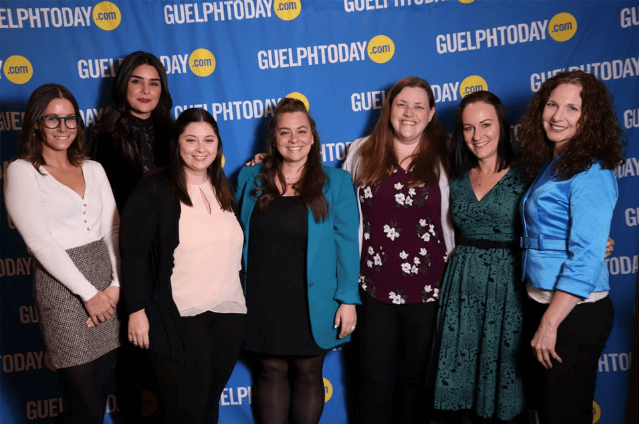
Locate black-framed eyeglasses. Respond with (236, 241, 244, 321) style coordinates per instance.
(41, 115, 81, 129)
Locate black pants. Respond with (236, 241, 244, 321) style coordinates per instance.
(353, 293, 437, 424)
(54, 349, 117, 424)
(149, 311, 246, 424)
(524, 296, 613, 424)
(114, 324, 161, 423)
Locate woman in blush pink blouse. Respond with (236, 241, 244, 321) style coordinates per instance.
(5, 84, 120, 424)
(342, 76, 454, 424)
(120, 108, 246, 424)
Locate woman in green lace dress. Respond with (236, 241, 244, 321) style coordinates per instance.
(433, 91, 527, 422)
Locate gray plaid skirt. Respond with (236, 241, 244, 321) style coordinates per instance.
(33, 239, 120, 369)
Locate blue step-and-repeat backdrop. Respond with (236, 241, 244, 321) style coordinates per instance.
(1, 1, 637, 423)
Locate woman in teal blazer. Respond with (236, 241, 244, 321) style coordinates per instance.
(518, 71, 625, 424)
(236, 98, 360, 424)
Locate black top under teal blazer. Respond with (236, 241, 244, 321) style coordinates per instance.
(236, 164, 361, 349)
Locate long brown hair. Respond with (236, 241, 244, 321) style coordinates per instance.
(168, 108, 236, 212)
(518, 71, 625, 181)
(355, 76, 449, 187)
(253, 98, 328, 222)
(90, 51, 174, 165)
(17, 84, 85, 170)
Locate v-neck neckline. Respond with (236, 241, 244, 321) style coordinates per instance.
(467, 167, 511, 203)
(42, 162, 87, 200)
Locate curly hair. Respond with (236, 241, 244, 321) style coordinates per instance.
(450, 90, 515, 178)
(518, 70, 625, 181)
(252, 97, 328, 222)
(90, 51, 174, 165)
(17, 84, 85, 170)
(167, 108, 236, 212)
(355, 76, 449, 187)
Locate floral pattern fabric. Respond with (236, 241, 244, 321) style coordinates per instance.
(359, 168, 447, 305)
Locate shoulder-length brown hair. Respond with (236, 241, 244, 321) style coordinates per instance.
(518, 70, 625, 181)
(355, 76, 449, 187)
(17, 83, 85, 170)
(253, 97, 328, 222)
(450, 90, 515, 178)
(168, 108, 236, 212)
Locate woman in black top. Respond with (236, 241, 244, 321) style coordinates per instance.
(90, 51, 174, 211)
(89, 51, 174, 423)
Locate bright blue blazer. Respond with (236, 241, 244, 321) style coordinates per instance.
(520, 160, 618, 299)
(236, 164, 361, 349)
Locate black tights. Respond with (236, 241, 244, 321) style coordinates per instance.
(54, 349, 117, 424)
(252, 354, 327, 424)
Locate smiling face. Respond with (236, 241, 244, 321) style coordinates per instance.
(462, 101, 501, 164)
(542, 83, 583, 154)
(178, 122, 218, 182)
(390, 86, 435, 146)
(39, 98, 78, 155)
(275, 111, 313, 166)
(126, 64, 162, 119)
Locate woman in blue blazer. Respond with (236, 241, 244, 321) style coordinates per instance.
(236, 98, 360, 424)
(518, 71, 625, 424)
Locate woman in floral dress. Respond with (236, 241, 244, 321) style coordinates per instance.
(343, 76, 454, 424)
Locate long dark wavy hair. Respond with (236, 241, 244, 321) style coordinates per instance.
(450, 90, 515, 178)
(167, 108, 236, 212)
(355, 76, 449, 187)
(518, 71, 625, 181)
(91, 51, 174, 166)
(17, 84, 85, 170)
(252, 97, 328, 222)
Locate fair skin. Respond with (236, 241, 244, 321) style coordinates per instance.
(275, 111, 314, 195)
(38, 98, 118, 328)
(274, 111, 357, 338)
(462, 101, 509, 201)
(531, 83, 585, 369)
(126, 64, 162, 120)
(542, 83, 582, 158)
(128, 121, 220, 349)
(389, 86, 436, 169)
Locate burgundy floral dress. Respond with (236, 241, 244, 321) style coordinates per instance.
(359, 168, 447, 305)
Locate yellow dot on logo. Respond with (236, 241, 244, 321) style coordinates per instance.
(592, 400, 601, 423)
(44, 351, 56, 372)
(459, 75, 488, 98)
(189, 49, 216, 77)
(323, 377, 333, 402)
(458, 0, 475, 3)
(92, 2, 122, 31)
(141, 389, 159, 417)
(285, 92, 310, 111)
(367, 35, 395, 64)
(274, 0, 302, 21)
(221, 154, 225, 168)
(548, 12, 578, 42)
(4, 55, 33, 85)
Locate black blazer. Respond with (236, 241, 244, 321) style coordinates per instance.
(119, 173, 183, 361)
(119, 172, 243, 362)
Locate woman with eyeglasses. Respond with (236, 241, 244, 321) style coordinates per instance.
(5, 84, 120, 424)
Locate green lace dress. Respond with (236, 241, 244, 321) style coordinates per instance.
(433, 168, 528, 421)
